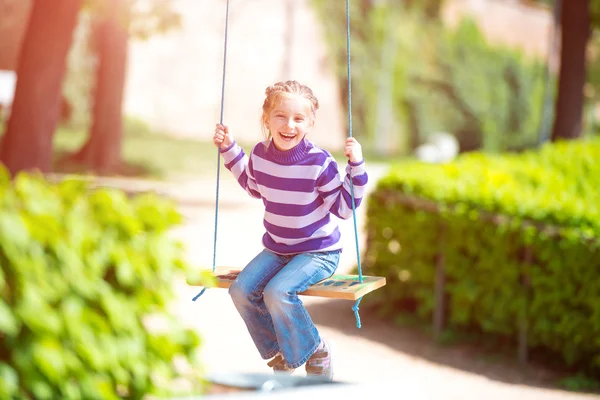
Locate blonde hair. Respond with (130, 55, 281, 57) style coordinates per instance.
(261, 80, 319, 141)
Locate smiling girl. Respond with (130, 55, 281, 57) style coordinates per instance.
(212, 80, 368, 381)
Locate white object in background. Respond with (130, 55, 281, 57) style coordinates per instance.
(0, 70, 17, 106)
(415, 144, 441, 164)
(415, 132, 459, 164)
(429, 131, 459, 162)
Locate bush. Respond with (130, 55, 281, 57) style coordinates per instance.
(0, 166, 213, 399)
(362, 138, 600, 372)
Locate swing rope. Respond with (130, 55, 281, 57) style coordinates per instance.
(193, 0, 365, 330)
(192, 0, 230, 302)
(345, 0, 364, 329)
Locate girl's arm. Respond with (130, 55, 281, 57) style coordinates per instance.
(316, 156, 368, 220)
(213, 123, 261, 199)
(220, 142, 262, 199)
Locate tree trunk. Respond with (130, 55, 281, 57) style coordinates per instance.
(550, 0, 590, 141)
(403, 99, 420, 151)
(74, 0, 129, 173)
(0, 0, 82, 176)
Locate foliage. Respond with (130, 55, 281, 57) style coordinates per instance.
(312, 1, 421, 153)
(409, 19, 547, 152)
(126, 0, 182, 40)
(311, 1, 547, 154)
(83, 0, 182, 39)
(361, 137, 600, 373)
(0, 166, 214, 399)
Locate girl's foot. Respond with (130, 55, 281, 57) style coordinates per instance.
(305, 338, 333, 381)
(267, 352, 295, 374)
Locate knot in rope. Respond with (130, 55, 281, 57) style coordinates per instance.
(352, 297, 363, 329)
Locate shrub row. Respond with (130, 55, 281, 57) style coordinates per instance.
(362, 138, 600, 371)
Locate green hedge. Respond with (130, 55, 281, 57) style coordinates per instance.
(363, 138, 600, 371)
(0, 167, 213, 399)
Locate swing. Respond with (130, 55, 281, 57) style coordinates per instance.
(186, 0, 386, 328)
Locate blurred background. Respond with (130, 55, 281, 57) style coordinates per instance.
(2, 0, 597, 178)
(1, 0, 600, 399)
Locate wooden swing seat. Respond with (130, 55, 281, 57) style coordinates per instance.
(187, 267, 386, 301)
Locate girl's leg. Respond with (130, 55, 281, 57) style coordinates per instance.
(228, 249, 287, 360)
(262, 250, 340, 369)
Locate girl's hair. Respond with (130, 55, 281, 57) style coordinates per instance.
(261, 80, 319, 141)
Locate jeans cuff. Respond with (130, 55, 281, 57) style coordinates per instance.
(286, 337, 321, 369)
(262, 346, 280, 360)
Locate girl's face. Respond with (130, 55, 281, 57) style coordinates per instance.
(265, 94, 313, 151)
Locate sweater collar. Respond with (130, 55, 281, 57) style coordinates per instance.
(266, 137, 310, 165)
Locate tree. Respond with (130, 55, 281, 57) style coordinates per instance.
(71, 0, 129, 173)
(551, 0, 591, 141)
(0, 0, 83, 176)
(70, 0, 181, 174)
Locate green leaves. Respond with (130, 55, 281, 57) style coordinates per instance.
(0, 171, 208, 398)
(311, 1, 546, 155)
(0, 363, 19, 398)
(364, 138, 600, 374)
(0, 298, 19, 336)
(383, 137, 600, 234)
(32, 338, 68, 384)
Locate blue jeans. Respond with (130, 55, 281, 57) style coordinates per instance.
(229, 248, 340, 368)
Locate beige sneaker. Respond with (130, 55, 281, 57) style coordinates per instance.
(305, 339, 333, 381)
(267, 352, 295, 374)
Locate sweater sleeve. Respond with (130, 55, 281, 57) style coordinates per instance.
(316, 156, 368, 220)
(219, 141, 262, 199)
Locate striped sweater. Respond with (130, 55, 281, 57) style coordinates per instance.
(220, 137, 368, 255)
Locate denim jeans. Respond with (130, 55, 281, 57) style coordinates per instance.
(228, 248, 340, 368)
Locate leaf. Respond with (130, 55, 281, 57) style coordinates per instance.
(31, 380, 54, 400)
(80, 375, 119, 400)
(100, 291, 135, 332)
(16, 284, 63, 334)
(0, 299, 20, 337)
(61, 380, 83, 400)
(0, 213, 30, 249)
(113, 248, 136, 287)
(0, 363, 19, 398)
(32, 338, 67, 383)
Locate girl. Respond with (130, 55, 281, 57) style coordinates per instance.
(212, 80, 368, 381)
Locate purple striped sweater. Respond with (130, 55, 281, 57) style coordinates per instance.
(220, 137, 368, 255)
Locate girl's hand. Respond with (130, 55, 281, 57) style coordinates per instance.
(213, 123, 234, 149)
(344, 137, 363, 163)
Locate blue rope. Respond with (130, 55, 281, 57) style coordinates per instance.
(346, 0, 363, 329)
(193, 0, 230, 301)
(352, 297, 363, 329)
(192, 287, 207, 301)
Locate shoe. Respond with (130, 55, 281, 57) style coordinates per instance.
(267, 352, 295, 374)
(305, 338, 333, 381)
